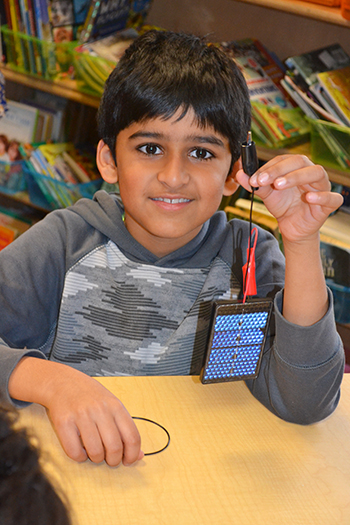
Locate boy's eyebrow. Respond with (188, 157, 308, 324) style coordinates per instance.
(128, 131, 226, 148)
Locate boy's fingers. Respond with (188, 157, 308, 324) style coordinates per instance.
(78, 418, 109, 464)
(75, 406, 141, 467)
(92, 416, 125, 466)
(249, 155, 327, 188)
(116, 414, 142, 466)
(235, 168, 256, 192)
(253, 165, 330, 192)
(306, 190, 344, 210)
(56, 421, 89, 463)
(275, 165, 330, 191)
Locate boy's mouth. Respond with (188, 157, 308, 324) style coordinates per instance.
(151, 197, 191, 204)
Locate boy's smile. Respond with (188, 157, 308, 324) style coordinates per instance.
(97, 108, 239, 257)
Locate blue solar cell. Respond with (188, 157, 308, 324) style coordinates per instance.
(201, 300, 273, 384)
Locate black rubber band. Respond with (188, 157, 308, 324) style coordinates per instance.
(132, 416, 171, 456)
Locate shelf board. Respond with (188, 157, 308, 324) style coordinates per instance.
(257, 143, 350, 186)
(0, 64, 101, 108)
(0, 191, 48, 221)
(234, 0, 350, 27)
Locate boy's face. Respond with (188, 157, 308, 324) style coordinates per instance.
(97, 108, 240, 257)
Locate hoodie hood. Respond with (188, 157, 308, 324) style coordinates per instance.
(69, 190, 233, 268)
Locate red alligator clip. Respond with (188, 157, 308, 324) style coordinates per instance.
(242, 227, 258, 303)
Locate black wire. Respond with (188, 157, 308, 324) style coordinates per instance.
(132, 416, 171, 456)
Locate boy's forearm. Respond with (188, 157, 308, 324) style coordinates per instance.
(8, 356, 144, 466)
(8, 356, 77, 407)
(282, 234, 328, 326)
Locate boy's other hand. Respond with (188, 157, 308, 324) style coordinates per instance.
(9, 358, 143, 467)
(236, 154, 344, 244)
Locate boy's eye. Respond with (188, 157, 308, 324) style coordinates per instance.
(189, 148, 213, 160)
(138, 144, 162, 156)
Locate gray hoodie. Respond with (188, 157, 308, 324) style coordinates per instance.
(0, 191, 344, 423)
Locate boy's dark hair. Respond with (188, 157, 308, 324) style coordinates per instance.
(0, 403, 71, 525)
(98, 30, 251, 165)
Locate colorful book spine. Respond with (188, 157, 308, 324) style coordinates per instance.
(18, 0, 38, 73)
(3, 0, 13, 29)
(39, 0, 52, 40)
(79, 0, 101, 43)
(32, 0, 43, 38)
(8, 0, 25, 68)
(317, 66, 350, 127)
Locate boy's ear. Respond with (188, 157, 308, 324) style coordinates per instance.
(222, 158, 241, 196)
(96, 140, 118, 183)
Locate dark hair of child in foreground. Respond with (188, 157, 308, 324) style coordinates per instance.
(0, 403, 71, 525)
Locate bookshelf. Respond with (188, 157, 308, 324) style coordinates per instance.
(0, 65, 100, 219)
(0, 64, 100, 109)
(0, 0, 350, 217)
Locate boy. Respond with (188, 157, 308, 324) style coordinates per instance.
(0, 30, 345, 468)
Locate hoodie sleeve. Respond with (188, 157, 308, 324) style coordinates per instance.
(244, 229, 345, 425)
(245, 289, 344, 424)
(0, 212, 71, 405)
(226, 220, 345, 425)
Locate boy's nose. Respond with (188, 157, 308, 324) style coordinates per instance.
(157, 156, 190, 188)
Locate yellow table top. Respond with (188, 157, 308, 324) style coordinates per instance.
(18, 375, 350, 525)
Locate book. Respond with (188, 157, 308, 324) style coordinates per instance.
(282, 73, 345, 125)
(8, 0, 26, 68)
(308, 119, 350, 171)
(251, 101, 310, 147)
(73, 0, 91, 26)
(316, 66, 350, 127)
(129, 0, 153, 26)
(33, 142, 98, 182)
(61, 151, 90, 182)
(251, 117, 273, 147)
(32, 90, 68, 139)
(217, 46, 311, 147)
(79, 0, 132, 43)
(20, 99, 65, 141)
(219, 38, 295, 106)
(0, 100, 39, 144)
(309, 82, 348, 124)
(73, 53, 110, 95)
(74, 27, 141, 94)
(23, 142, 100, 209)
(27, 0, 43, 74)
(319, 208, 350, 312)
(38, 0, 52, 40)
(220, 46, 294, 111)
(340, 185, 350, 214)
(321, 239, 350, 288)
(320, 209, 350, 248)
(32, 0, 44, 37)
(3, 0, 13, 28)
(8, 0, 22, 32)
(79, 27, 137, 61)
(48, 0, 74, 42)
(0, 209, 31, 250)
(285, 43, 350, 88)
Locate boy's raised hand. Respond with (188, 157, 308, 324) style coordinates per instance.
(9, 357, 143, 467)
(236, 154, 344, 243)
